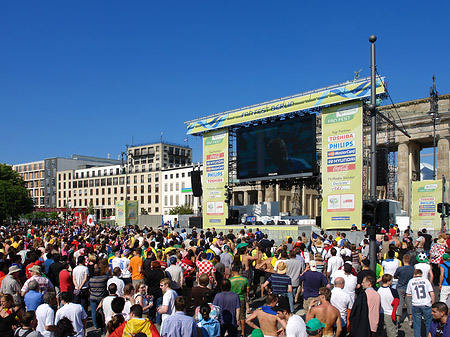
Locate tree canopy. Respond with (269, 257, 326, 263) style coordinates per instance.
(0, 164, 34, 223)
(169, 204, 194, 215)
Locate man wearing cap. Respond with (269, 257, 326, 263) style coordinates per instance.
(299, 261, 329, 311)
(305, 318, 325, 337)
(21, 264, 54, 296)
(416, 252, 433, 284)
(262, 261, 293, 312)
(306, 287, 341, 337)
(165, 256, 184, 296)
(0, 265, 22, 305)
(112, 249, 132, 285)
(439, 253, 450, 303)
(275, 296, 307, 337)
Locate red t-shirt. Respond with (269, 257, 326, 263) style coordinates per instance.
(59, 269, 74, 293)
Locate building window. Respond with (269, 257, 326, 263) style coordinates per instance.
(165, 196, 168, 206)
(155, 173, 159, 182)
(148, 195, 151, 203)
(134, 176, 137, 184)
(148, 185, 151, 193)
(134, 186, 137, 194)
(164, 184, 168, 192)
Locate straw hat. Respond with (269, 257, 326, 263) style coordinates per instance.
(314, 239, 323, 247)
(277, 261, 287, 274)
(437, 237, 446, 245)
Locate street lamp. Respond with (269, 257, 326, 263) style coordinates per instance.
(429, 75, 439, 180)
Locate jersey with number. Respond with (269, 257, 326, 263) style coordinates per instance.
(406, 277, 433, 307)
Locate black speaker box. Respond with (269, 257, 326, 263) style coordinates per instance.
(376, 148, 388, 186)
(191, 170, 202, 197)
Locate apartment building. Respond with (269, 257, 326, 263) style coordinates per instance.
(57, 142, 193, 219)
(13, 155, 120, 208)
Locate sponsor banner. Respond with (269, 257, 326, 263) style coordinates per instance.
(321, 102, 363, 229)
(115, 200, 139, 227)
(127, 200, 139, 226)
(187, 78, 385, 135)
(411, 180, 442, 231)
(115, 200, 126, 227)
(203, 130, 228, 225)
(34, 207, 87, 212)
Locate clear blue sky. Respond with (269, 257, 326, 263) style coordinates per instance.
(1, 1, 449, 165)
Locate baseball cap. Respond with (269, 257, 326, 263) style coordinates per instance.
(309, 260, 317, 271)
(306, 318, 326, 331)
(444, 253, 450, 260)
(169, 256, 177, 265)
(123, 249, 131, 256)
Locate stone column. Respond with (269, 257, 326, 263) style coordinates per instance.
(437, 138, 450, 180)
(397, 141, 421, 215)
(243, 191, 249, 206)
(258, 184, 264, 203)
(265, 185, 275, 202)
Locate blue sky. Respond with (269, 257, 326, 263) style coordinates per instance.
(1, 1, 449, 165)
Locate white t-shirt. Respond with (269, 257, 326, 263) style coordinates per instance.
(112, 257, 132, 278)
(415, 263, 431, 280)
(327, 256, 343, 278)
(378, 286, 396, 315)
(36, 303, 55, 337)
(331, 287, 353, 325)
(406, 277, 433, 307)
(102, 295, 117, 324)
(331, 270, 357, 302)
(55, 303, 88, 337)
(286, 314, 307, 337)
(161, 289, 178, 322)
(381, 259, 400, 277)
(107, 277, 125, 297)
(72, 265, 89, 289)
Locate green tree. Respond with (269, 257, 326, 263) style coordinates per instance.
(169, 204, 194, 215)
(86, 201, 95, 215)
(48, 211, 59, 220)
(0, 164, 34, 222)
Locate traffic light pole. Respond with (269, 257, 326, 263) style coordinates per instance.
(368, 35, 378, 273)
(442, 176, 446, 233)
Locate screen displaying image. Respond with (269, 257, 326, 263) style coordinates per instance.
(237, 114, 316, 180)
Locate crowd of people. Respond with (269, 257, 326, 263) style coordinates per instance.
(0, 222, 448, 337)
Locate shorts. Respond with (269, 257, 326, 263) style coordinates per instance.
(242, 269, 253, 285)
(239, 299, 246, 321)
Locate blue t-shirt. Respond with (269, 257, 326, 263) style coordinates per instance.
(441, 262, 450, 286)
(24, 290, 44, 311)
(212, 291, 241, 326)
(299, 271, 328, 299)
(267, 274, 292, 295)
(394, 265, 415, 289)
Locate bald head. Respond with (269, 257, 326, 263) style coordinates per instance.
(334, 277, 345, 288)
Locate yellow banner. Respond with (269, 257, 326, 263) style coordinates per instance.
(321, 102, 363, 230)
(203, 129, 229, 225)
(411, 180, 442, 231)
(187, 78, 384, 135)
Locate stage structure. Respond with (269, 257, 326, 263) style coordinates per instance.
(185, 77, 386, 228)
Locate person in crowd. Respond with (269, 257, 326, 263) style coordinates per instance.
(134, 282, 153, 317)
(14, 311, 42, 337)
(122, 304, 160, 337)
(0, 294, 22, 337)
(21, 265, 54, 296)
(429, 302, 450, 337)
(407, 268, 435, 337)
(330, 277, 352, 337)
(157, 278, 178, 326)
(160, 296, 197, 337)
(72, 256, 89, 313)
(129, 248, 145, 289)
(24, 280, 43, 311)
(246, 294, 280, 337)
(439, 253, 450, 303)
(299, 261, 329, 311)
(394, 253, 414, 325)
(55, 292, 87, 337)
(262, 261, 293, 312)
(229, 265, 249, 333)
(275, 296, 307, 337)
(306, 287, 342, 337)
(212, 279, 241, 337)
(89, 267, 108, 330)
(0, 266, 22, 306)
(197, 303, 220, 337)
(36, 293, 57, 337)
(107, 267, 125, 297)
(377, 274, 399, 337)
(305, 318, 326, 337)
(54, 318, 75, 337)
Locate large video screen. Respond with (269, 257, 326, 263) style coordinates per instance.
(237, 115, 316, 181)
